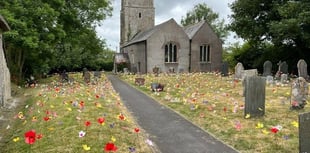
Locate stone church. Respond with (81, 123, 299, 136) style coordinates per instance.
(118, 0, 223, 73)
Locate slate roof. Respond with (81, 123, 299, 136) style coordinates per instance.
(123, 18, 176, 47)
(0, 15, 10, 31)
(183, 20, 205, 39)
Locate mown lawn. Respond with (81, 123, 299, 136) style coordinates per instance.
(1, 73, 155, 153)
(120, 72, 309, 153)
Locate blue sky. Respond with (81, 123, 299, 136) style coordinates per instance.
(96, 0, 240, 51)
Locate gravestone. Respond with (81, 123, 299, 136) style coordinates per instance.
(263, 60, 272, 76)
(93, 71, 102, 78)
(244, 76, 266, 118)
(266, 75, 274, 85)
(221, 62, 229, 76)
(291, 77, 308, 109)
(0, 15, 11, 107)
(234, 62, 244, 80)
(299, 112, 310, 152)
(281, 74, 288, 84)
(60, 70, 69, 82)
(242, 69, 258, 80)
(153, 66, 159, 77)
(297, 59, 308, 80)
(82, 68, 91, 83)
(151, 83, 164, 92)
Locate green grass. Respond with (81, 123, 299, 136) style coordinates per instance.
(1, 73, 155, 153)
(120, 72, 309, 153)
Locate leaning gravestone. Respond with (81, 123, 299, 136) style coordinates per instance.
(299, 111, 310, 152)
(234, 62, 244, 80)
(0, 15, 11, 107)
(221, 62, 229, 76)
(263, 60, 272, 76)
(291, 77, 308, 109)
(298, 59, 309, 80)
(244, 76, 266, 118)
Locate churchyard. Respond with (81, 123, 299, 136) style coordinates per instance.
(120, 72, 310, 153)
(0, 73, 155, 152)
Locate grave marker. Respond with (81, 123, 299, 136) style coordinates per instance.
(298, 59, 308, 80)
(221, 62, 229, 77)
(244, 76, 266, 118)
(263, 60, 272, 76)
(299, 111, 310, 152)
(234, 62, 244, 80)
(291, 77, 308, 109)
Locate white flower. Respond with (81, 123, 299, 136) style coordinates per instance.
(79, 131, 86, 137)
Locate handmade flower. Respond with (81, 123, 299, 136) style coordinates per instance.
(79, 131, 86, 137)
(118, 113, 125, 120)
(129, 146, 136, 152)
(270, 125, 282, 134)
(85, 121, 91, 127)
(82, 144, 91, 151)
(36, 134, 43, 140)
(24, 130, 36, 144)
(111, 136, 116, 142)
(104, 142, 117, 152)
(291, 121, 298, 128)
(13, 137, 20, 142)
(97, 117, 105, 125)
(256, 122, 264, 129)
(43, 116, 50, 121)
(134, 128, 140, 133)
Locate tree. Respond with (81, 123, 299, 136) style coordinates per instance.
(0, 0, 113, 83)
(229, 0, 310, 73)
(181, 3, 229, 41)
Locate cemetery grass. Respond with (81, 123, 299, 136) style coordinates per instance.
(1, 73, 154, 153)
(120, 73, 310, 153)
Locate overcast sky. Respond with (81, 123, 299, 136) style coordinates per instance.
(96, 0, 239, 51)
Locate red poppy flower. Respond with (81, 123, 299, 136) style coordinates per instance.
(43, 116, 50, 121)
(96, 95, 100, 99)
(119, 114, 125, 120)
(85, 121, 91, 127)
(271, 127, 279, 134)
(36, 134, 43, 139)
(97, 117, 105, 125)
(79, 101, 85, 108)
(134, 128, 140, 133)
(24, 130, 36, 144)
(104, 142, 117, 152)
(223, 107, 227, 112)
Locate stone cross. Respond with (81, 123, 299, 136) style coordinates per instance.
(263, 60, 272, 76)
(291, 77, 308, 109)
(299, 111, 310, 152)
(0, 15, 11, 107)
(234, 62, 244, 80)
(244, 76, 266, 118)
(297, 59, 308, 80)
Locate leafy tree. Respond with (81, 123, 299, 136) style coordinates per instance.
(181, 3, 229, 41)
(0, 0, 113, 83)
(229, 0, 310, 73)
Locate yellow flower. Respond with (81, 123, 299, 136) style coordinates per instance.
(256, 122, 264, 129)
(13, 137, 20, 142)
(291, 121, 299, 128)
(111, 136, 116, 142)
(262, 129, 269, 135)
(245, 114, 251, 119)
(82, 144, 91, 151)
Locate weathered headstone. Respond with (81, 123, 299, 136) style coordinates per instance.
(266, 75, 274, 85)
(135, 78, 145, 86)
(234, 62, 244, 80)
(221, 62, 229, 77)
(281, 74, 288, 84)
(0, 15, 11, 107)
(298, 59, 308, 80)
(83, 68, 91, 83)
(244, 76, 266, 118)
(242, 69, 258, 80)
(93, 71, 102, 78)
(60, 70, 69, 82)
(153, 66, 159, 76)
(299, 112, 310, 153)
(263, 60, 272, 76)
(291, 77, 308, 109)
(151, 83, 164, 92)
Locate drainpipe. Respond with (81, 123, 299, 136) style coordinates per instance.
(145, 41, 147, 73)
(189, 39, 192, 72)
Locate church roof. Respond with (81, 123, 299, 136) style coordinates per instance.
(123, 18, 177, 47)
(0, 15, 10, 32)
(183, 20, 205, 39)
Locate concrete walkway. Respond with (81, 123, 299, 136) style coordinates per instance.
(108, 75, 239, 153)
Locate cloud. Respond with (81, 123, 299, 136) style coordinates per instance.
(96, 0, 240, 51)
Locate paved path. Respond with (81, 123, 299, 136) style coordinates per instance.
(108, 75, 239, 153)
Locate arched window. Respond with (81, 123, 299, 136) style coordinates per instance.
(200, 44, 211, 62)
(165, 43, 177, 63)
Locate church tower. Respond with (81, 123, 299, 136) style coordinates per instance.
(120, 0, 155, 47)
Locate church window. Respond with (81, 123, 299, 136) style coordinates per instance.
(139, 12, 142, 18)
(165, 43, 177, 63)
(200, 44, 211, 62)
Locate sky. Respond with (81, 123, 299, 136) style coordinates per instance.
(96, 0, 239, 51)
